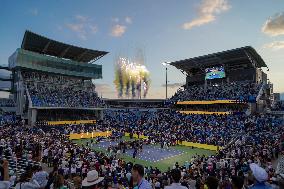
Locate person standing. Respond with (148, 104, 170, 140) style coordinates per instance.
(165, 169, 187, 189)
(32, 166, 49, 188)
(0, 160, 11, 189)
(231, 176, 244, 189)
(15, 171, 41, 189)
(249, 163, 272, 189)
(133, 147, 138, 159)
(131, 164, 152, 189)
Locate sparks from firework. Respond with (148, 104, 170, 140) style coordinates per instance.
(114, 57, 150, 98)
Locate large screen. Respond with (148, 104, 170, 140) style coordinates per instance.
(205, 66, 226, 80)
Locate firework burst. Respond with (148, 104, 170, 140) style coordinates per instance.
(114, 57, 150, 98)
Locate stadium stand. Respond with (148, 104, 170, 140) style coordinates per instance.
(23, 71, 103, 108)
(103, 109, 282, 146)
(272, 101, 284, 111)
(8, 31, 107, 126)
(0, 32, 283, 189)
(0, 111, 16, 124)
(170, 81, 261, 102)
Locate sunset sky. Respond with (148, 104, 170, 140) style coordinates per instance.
(0, 0, 284, 99)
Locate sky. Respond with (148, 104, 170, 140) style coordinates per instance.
(0, 0, 284, 99)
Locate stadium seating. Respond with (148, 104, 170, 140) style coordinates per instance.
(0, 110, 16, 124)
(1, 149, 40, 179)
(171, 81, 261, 102)
(272, 101, 284, 111)
(23, 71, 103, 108)
(0, 98, 15, 107)
(103, 109, 283, 146)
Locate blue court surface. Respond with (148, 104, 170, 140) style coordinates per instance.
(94, 140, 184, 163)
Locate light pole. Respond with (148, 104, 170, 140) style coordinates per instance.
(162, 62, 170, 99)
(166, 67, 168, 99)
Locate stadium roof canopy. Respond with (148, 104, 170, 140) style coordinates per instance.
(21, 30, 108, 63)
(170, 46, 267, 72)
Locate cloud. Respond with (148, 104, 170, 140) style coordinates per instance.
(182, 0, 231, 30)
(89, 25, 98, 34)
(66, 23, 86, 40)
(66, 23, 84, 33)
(65, 15, 98, 40)
(109, 16, 131, 37)
(75, 15, 88, 22)
(112, 17, 119, 23)
(263, 41, 284, 50)
(125, 16, 132, 24)
(262, 12, 284, 36)
(111, 24, 127, 37)
(161, 82, 185, 88)
(57, 25, 63, 31)
(28, 8, 38, 16)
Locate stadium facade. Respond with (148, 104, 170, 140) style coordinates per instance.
(170, 46, 267, 86)
(8, 31, 108, 126)
(170, 46, 274, 114)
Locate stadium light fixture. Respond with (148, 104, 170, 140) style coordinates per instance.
(162, 62, 171, 67)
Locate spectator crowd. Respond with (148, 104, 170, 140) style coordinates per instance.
(103, 109, 282, 147)
(0, 108, 283, 189)
(271, 101, 284, 112)
(171, 81, 261, 102)
(23, 72, 104, 108)
(0, 110, 16, 125)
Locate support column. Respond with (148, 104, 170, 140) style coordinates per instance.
(28, 108, 32, 125)
(31, 108, 37, 126)
(15, 71, 24, 116)
(100, 110, 104, 120)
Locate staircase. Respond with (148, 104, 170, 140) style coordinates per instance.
(25, 85, 33, 108)
(222, 132, 246, 150)
(256, 83, 265, 102)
